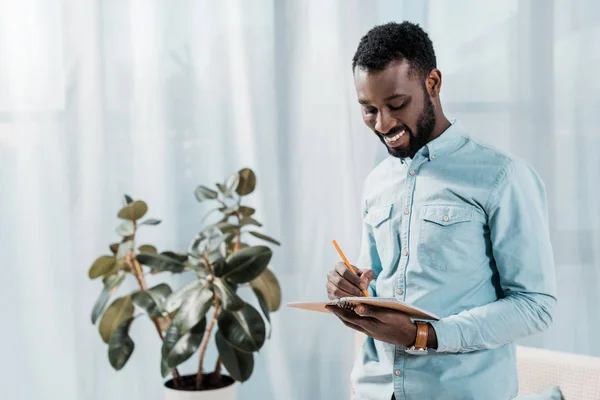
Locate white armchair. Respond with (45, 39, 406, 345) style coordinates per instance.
(352, 333, 600, 399)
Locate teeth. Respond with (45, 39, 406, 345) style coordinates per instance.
(384, 129, 405, 143)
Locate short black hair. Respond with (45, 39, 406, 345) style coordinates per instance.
(352, 21, 436, 79)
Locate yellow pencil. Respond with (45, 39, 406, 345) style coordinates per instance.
(331, 240, 370, 297)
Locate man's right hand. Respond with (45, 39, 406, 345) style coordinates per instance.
(326, 262, 375, 300)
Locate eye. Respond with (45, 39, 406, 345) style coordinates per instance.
(363, 107, 377, 115)
(389, 103, 406, 111)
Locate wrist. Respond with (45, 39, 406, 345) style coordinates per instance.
(406, 322, 418, 347)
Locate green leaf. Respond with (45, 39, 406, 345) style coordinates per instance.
(172, 284, 214, 334)
(238, 206, 255, 217)
(164, 280, 205, 313)
(91, 273, 125, 324)
(248, 231, 281, 246)
(217, 303, 266, 352)
(216, 183, 227, 194)
(88, 255, 117, 279)
(116, 220, 135, 236)
(136, 253, 185, 274)
(138, 244, 158, 254)
(250, 268, 281, 312)
(162, 319, 206, 368)
(109, 243, 120, 255)
(183, 259, 208, 277)
(195, 185, 218, 201)
(236, 168, 256, 196)
(160, 251, 188, 263)
(211, 258, 227, 277)
(108, 317, 135, 370)
(253, 289, 271, 324)
(116, 240, 134, 260)
(118, 200, 148, 221)
(99, 296, 134, 343)
(132, 283, 172, 318)
(215, 330, 254, 382)
(213, 278, 244, 311)
(123, 194, 134, 204)
(191, 229, 227, 257)
(239, 217, 262, 228)
(140, 218, 161, 226)
(223, 172, 240, 198)
(222, 246, 272, 284)
(214, 222, 238, 234)
(201, 207, 223, 225)
(161, 357, 171, 378)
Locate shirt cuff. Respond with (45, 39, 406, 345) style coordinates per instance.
(430, 318, 462, 353)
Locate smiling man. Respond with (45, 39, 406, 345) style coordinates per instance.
(326, 22, 557, 400)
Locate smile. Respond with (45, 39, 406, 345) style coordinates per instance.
(383, 129, 406, 146)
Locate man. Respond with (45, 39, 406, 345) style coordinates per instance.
(326, 22, 556, 400)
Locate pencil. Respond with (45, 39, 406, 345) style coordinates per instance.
(331, 240, 370, 297)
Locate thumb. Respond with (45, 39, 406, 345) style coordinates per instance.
(354, 304, 377, 318)
(357, 269, 375, 290)
(355, 305, 393, 322)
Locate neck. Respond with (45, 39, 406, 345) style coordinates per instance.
(427, 112, 451, 143)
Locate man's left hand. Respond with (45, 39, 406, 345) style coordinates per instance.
(327, 304, 419, 347)
(327, 304, 437, 349)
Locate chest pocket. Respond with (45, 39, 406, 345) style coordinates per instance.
(418, 204, 479, 271)
(364, 204, 394, 267)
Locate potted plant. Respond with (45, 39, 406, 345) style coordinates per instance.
(88, 168, 282, 399)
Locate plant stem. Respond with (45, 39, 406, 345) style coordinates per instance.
(126, 248, 181, 385)
(234, 213, 242, 252)
(196, 297, 221, 390)
(214, 356, 222, 378)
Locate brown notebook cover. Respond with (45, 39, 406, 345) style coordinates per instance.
(287, 297, 439, 321)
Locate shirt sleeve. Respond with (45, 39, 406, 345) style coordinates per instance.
(355, 191, 383, 297)
(430, 158, 557, 353)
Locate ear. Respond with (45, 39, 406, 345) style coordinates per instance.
(426, 69, 442, 97)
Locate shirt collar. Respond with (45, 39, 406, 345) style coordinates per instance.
(400, 118, 466, 164)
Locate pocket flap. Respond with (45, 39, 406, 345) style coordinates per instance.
(364, 205, 392, 228)
(422, 204, 473, 226)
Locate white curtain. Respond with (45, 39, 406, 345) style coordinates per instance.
(0, 1, 598, 399)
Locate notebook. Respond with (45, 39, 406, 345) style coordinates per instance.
(287, 297, 439, 321)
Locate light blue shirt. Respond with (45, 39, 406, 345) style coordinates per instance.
(351, 120, 557, 400)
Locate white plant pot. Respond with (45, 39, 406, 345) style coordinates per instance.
(164, 375, 236, 400)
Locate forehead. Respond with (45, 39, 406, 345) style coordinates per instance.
(353, 60, 420, 101)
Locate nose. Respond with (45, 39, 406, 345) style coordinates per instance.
(375, 111, 397, 134)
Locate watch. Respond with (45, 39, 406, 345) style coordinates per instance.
(406, 321, 429, 355)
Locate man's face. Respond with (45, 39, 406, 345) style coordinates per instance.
(354, 60, 436, 159)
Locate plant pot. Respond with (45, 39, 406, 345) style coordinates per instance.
(164, 374, 236, 400)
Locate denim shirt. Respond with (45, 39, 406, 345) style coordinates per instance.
(351, 120, 557, 400)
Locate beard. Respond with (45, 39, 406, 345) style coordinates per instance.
(376, 91, 436, 159)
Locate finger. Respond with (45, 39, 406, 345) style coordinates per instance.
(327, 270, 363, 297)
(357, 269, 375, 290)
(326, 306, 371, 332)
(326, 281, 358, 300)
(335, 262, 362, 287)
(354, 305, 394, 322)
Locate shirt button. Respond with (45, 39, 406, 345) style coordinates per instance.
(403, 208, 409, 215)
(442, 215, 449, 222)
(396, 288, 403, 295)
(402, 249, 409, 256)
(395, 369, 402, 376)
(409, 170, 416, 176)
